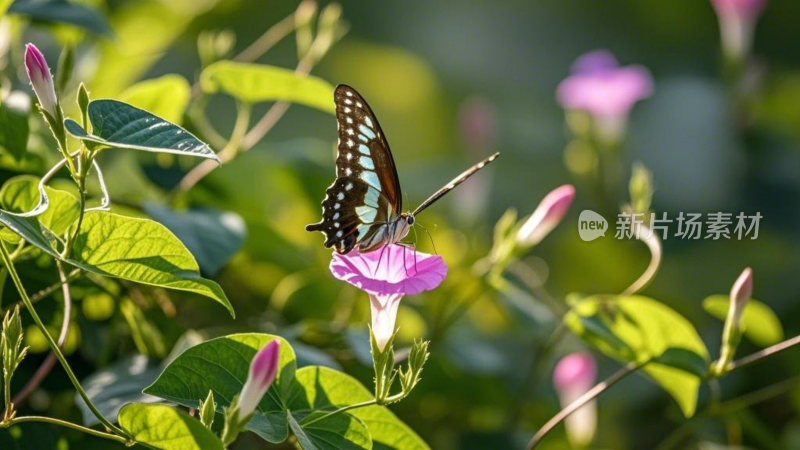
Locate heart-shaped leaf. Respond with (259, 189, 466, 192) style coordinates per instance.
(119, 403, 224, 450)
(145, 334, 296, 444)
(65, 100, 218, 161)
(200, 61, 335, 113)
(565, 295, 710, 417)
(291, 366, 429, 450)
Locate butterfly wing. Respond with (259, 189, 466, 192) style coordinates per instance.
(306, 85, 403, 253)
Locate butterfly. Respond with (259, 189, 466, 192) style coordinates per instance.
(306, 84, 499, 254)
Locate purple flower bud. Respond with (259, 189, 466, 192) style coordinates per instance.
(24, 43, 58, 117)
(553, 353, 597, 447)
(711, 0, 767, 61)
(237, 340, 280, 421)
(517, 185, 575, 247)
(728, 267, 753, 328)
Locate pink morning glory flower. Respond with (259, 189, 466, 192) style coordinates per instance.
(237, 340, 280, 421)
(710, 0, 767, 62)
(24, 43, 58, 117)
(517, 184, 575, 247)
(557, 50, 653, 142)
(331, 245, 447, 350)
(553, 352, 598, 447)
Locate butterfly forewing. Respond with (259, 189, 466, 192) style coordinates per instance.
(306, 85, 403, 253)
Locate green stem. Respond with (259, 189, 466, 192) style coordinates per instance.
(727, 333, 800, 372)
(0, 244, 127, 437)
(301, 399, 378, 427)
(64, 152, 90, 258)
(526, 360, 645, 450)
(1, 416, 130, 445)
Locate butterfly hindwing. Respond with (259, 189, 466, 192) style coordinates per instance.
(306, 85, 402, 253)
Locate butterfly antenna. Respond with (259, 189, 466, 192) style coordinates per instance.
(415, 221, 438, 255)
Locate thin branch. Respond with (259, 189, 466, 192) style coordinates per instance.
(621, 225, 662, 296)
(727, 334, 800, 372)
(1, 269, 81, 316)
(526, 360, 644, 450)
(10, 263, 73, 407)
(1, 416, 130, 444)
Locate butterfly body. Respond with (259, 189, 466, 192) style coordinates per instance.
(307, 84, 497, 254)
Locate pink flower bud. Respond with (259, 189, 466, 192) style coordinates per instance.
(710, 0, 767, 61)
(728, 267, 753, 328)
(237, 340, 280, 421)
(516, 185, 575, 247)
(553, 353, 597, 447)
(24, 43, 58, 117)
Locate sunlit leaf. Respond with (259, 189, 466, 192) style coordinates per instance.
(292, 366, 429, 450)
(119, 403, 224, 450)
(289, 411, 371, 450)
(565, 295, 710, 417)
(8, 0, 111, 35)
(118, 75, 191, 125)
(200, 61, 335, 113)
(69, 212, 234, 316)
(145, 333, 296, 444)
(703, 295, 784, 347)
(0, 176, 79, 236)
(65, 100, 219, 161)
(0, 92, 30, 161)
(143, 204, 246, 276)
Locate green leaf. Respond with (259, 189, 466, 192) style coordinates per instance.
(145, 333, 296, 444)
(118, 403, 224, 450)
(703, 295, 784, 347)
(7, 0, 111, 35)
(69, 211, 233, 316)
(65, 100, 219, 161)
(0, 92, 30, 161)
(118, 75, 191, 125)
(565, 295, 710, 417)
(0, 176, 79, 236)
(291, 366, 429, 450)
(200, 61, 335, 112)
(289, 411, 371, 450)
(143, 203, 246, 276)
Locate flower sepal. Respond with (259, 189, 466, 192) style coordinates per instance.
(221, 394, 252, 446)
(199, 389, 216, 429)
(397, 339, 430, 395)
(369, 324, 398, 403)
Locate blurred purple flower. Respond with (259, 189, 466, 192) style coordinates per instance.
(24, 43, 58, 117)
(553, 352, 598, 447)
(237, 340, 280, 421)
(331, 245, 447, 350)
(557, 50, 653, 119)
(517, 184, 575, 247)
(711, 0, 766, 61)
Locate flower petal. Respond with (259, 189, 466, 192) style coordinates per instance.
(330, 245, 447, 296)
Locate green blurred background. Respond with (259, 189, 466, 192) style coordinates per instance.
(4, 0, 800, 449)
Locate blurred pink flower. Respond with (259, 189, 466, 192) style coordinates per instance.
(237, 340, 280, 421)
(458, 97, 497, 151)
(553, 352, 598, 447)
(517, 184, 575, 247)
(711, 0, 766, 61)
(331, 245, 447, 350)
(24, 43, 58, 117)
(557, 50, 653, 120)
